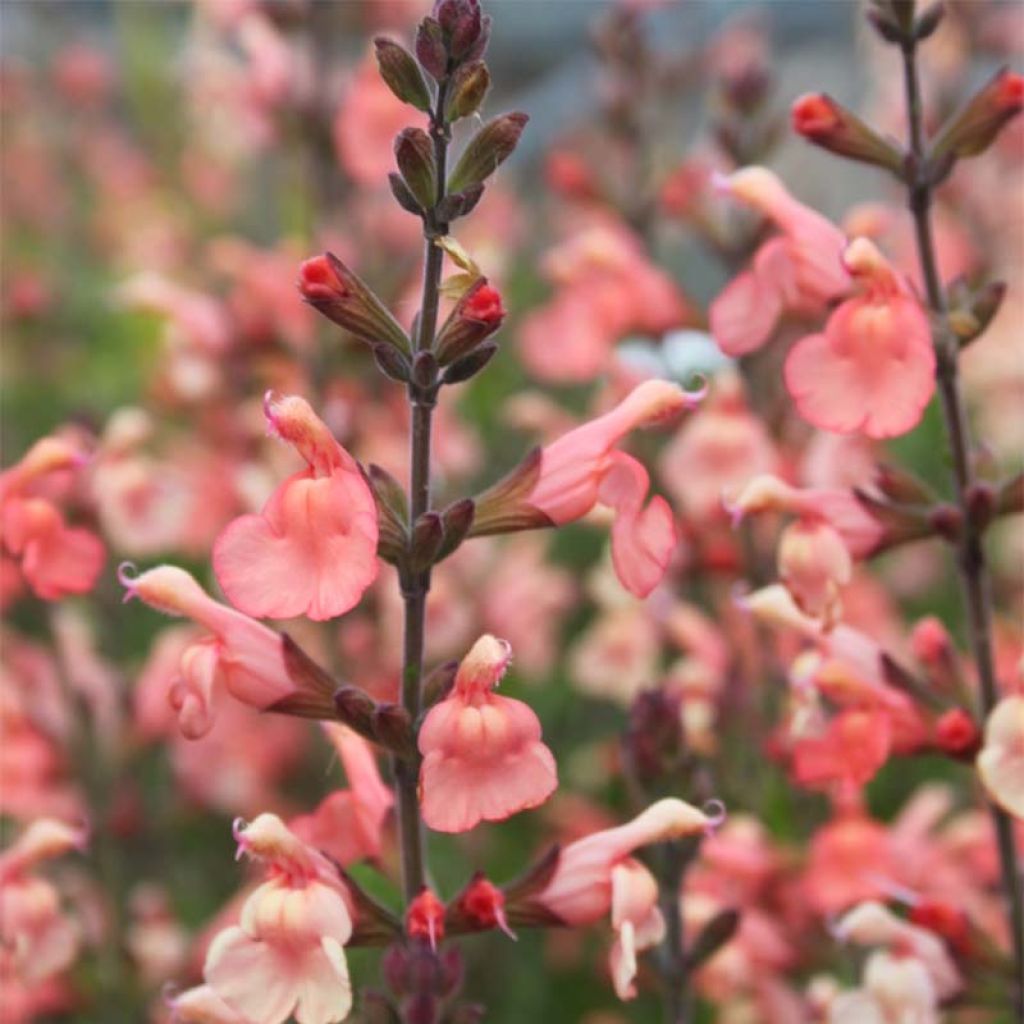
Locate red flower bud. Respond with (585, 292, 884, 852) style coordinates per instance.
(930, 68, 1024, 167)
(463, 283, 504, 324)
(934, 707, 981, 761)
(298, 254, 348, 303)
(791, 92, 903, 174)
(909, 899, 972, 956)
(298, 252, 411, 354)
(910, 616, 953, 665)
(407, 888, 446, 950)
(434, 279, 506, 364)
(456, 875, 515, 938)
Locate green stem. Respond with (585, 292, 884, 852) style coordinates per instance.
(900, 40, 1024, 1020)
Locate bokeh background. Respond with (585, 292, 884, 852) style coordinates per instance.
(2, 1, 1022, 1022)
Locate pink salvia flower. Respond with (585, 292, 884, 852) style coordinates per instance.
(709, 167, 849, 356)
(418, 635, 557, 833)
(521, 798, 719, 1000)
(120, 564, 303, 738)
(529, 379, 700, 597)
(213, 392, 379, 621)
(608, 859, 666, 1001)
(0, 435, 104, 601)
(2, 498, 105, 601)
(977, 695, 1024, 820)
(204, 815, 354, 1024)
(534, 798, 719, 926)
(784, 237, 937, 438)
(728, 473, 883, 559)
(290, 724, 394, 866)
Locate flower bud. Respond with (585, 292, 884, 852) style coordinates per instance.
(934, 707, 981, 761)
(298, 253, 411, 354)
(373, 343, 412, 383)
(447, 112, 528, 194)
(436, 184, 485, 223)
(415, 17, 448, 81)
(407, 888, 446, 950)
(409, 512, 444, 572)
(873, 462, 936, 506)
(791, 93, 904, 174)
(374, 37, 432, 113)
(948, 279, 1006, 347)
(445, 61, 489, 121)
(395, 127, 438, 210)
(436, 0, 489, 63)
(453, 874, 515, 938)
(908, 899, 971, 955)
(435, 279, 506, 364)
(910, 616, 953, 665)
(435, 498, 475, 561)
(411, 350, 438, 390)
(441, 342, 498, 385)
(866, 0, 915, 43)
(389, 172, 425, 216)
(623, 689, 684, 787)
(930, 68, 1024, 166)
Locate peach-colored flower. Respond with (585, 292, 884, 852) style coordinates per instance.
(519, 220, 692, 382)
(659, 373, 779, 523)
(2, 498, 104, 601)
(834, 901, 961, 1001)
(785, 238, 936, 439)
(777, 519, 852, 624)
(203, 815, 354, 1024)
(169, 984, 247, 1023)
(531, 799, 717, 926)
(121, 564, 306, 738)
(0, 820, 86, 991)
(290, 724, 394, 866)
(728, 474, 883, 559)
(977, 695, 1024, 819)
(0, 436, 104, 602)
(710, 167, 849, 356)
(418, 635, 557, 833)
(527, 379, 699, 597)
(517, 799, 717, 1002)
(607, 859, 665, 1000)
(213, 393, 378, 621)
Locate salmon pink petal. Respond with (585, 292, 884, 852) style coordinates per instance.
(205, 927, 303, 1024)
(977, 696, 1024, 820)
(169, 639, 224, 740)
(214, 470, 379, 621)
(784, 241, 936, 439)
(600, 452, 676, 598)
(22, 523, 105, 600)
(418, 635, 557, 833)
(709, 263, 783, 357)
(419, 694, 557, 833)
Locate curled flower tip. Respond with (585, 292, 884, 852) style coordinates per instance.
(681, 373, 709, 408)
(262, 389, 281, 435)
(231, 817, 248, 860)
(118, 561, 139, 600)
(721, 490, 744, 529)
(729, 581, 754, 612)
(702, 798, 727, 832)
(709, 169, 734, 195)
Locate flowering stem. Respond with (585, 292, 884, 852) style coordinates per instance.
(394, 78, 452, 905)
(900, 40, 1024, 1017)
(657, 839, 695, 1024)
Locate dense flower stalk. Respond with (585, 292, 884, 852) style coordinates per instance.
(898, 25, 1024, 1018)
